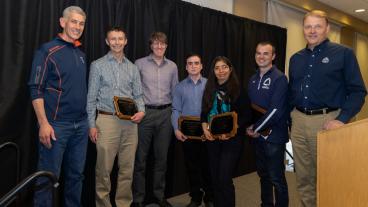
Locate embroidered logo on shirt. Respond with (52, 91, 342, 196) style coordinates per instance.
(262, 78, 271, 89)
(321, 57, 329, 64)
(80, 56, 85, 64)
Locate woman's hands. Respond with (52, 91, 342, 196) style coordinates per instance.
(202, 122, 215, 141)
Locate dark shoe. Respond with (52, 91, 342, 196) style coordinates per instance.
(157, 199, 173, 207)
(204, 201, 214, 207)
(131, 202, 144, 207)
(186, 200, 201, 207)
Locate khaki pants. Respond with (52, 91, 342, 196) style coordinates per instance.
(95, 114, 138, 207)
(290, 108, 339, 207)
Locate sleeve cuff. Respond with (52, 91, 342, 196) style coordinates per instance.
(336, 113, 350, 124)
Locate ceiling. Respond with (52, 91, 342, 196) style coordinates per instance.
(317, 0, 368, 23)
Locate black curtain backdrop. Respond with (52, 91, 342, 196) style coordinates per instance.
(0, 0, 287, 206)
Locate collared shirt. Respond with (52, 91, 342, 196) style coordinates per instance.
(86, 52, 145, 128)
(28, 36, 87, 121)
(171, 76, 207, 130)
(289, 39, 367, 123)
(248, 66, 289, 143)
(135, 54, 179, 105)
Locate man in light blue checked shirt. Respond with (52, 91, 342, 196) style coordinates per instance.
(86, 26, 145, 207)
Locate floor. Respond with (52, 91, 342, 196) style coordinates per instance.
(146, 171, 300, 207)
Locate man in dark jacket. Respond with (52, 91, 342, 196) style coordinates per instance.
(247, 41, 289, 207)
(28, 6, 88, 207)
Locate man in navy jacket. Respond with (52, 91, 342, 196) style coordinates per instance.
(28, 6, 88, 207)
(247, 41, 289, 207)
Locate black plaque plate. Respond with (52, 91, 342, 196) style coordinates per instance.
(209, 111, 238, 139)
(113, 96, 138, 120)
(178, 116, 204, 140)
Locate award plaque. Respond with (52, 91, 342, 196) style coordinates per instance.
(251, 103, 271, 136)
(178, 116, 204, 140)
(209, 112, 238, 139)
(113, 96, 138, 120)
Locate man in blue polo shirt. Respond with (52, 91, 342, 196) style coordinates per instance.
(171, 53, 214, 207)
(288, 10, 367, 207)
(247, 41, 289, 207)
(28, 6, 88, 207)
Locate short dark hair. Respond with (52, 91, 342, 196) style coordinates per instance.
(106, 26, 127, 38)
(149, 32, 168, 45)
(256, 41, 276, 54)
(185, 53, 202, 63)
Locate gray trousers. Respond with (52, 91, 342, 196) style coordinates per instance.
(133, 107, 173, 202)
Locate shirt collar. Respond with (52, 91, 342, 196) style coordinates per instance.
(185, 75, 203, 84)
(257, 65, 275, 77)
(106, 51, 126, 63)
(148, 53, 167, 65)
(57, 34, 82, 47)
(305, 38, 330, 52)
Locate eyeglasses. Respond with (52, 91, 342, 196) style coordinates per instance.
(152, 41, 167, 48)
(214, 65, 230, 71)
(187, 61, 201, 66)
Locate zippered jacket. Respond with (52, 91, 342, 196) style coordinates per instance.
(248, 66, 289, 143)
(28, 36, 87, 121)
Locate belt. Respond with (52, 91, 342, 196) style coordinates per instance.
(296, 107, 338, 115)
(145, 104, 171, 110)
(98, 110, 115, 115)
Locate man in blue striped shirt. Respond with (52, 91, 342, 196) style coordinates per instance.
(171, 54, 214, 207)
(86, 26, 145, 207)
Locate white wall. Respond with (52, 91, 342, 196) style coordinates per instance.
(181, 0, 233, 14)
(266, 0, 341, 74)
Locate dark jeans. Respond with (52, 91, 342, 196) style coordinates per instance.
(206, 136, 243, 207)
(182, 140, 213, 203)
(34, 118, 88, 207)
(133, 107, 173, 202)
(255, 141, 289, 207)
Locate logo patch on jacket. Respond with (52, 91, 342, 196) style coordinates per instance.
(262, 78, 271, 89)
(80, 56, 85, 64)
(322, 57, 329, 64)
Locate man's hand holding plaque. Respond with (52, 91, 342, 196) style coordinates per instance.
(178, 116, 205, 141)
(113, 96, 139, 120)
(249, 103, 272, 138)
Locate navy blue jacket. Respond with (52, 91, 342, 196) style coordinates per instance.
(288, 39, 366, 123)
(248, 66, 289, 144)
(28, 36, 87, 121)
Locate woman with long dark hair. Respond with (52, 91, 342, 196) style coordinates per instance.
(201, 56, 251, 207)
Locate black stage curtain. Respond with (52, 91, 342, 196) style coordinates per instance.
(0, 0, 287, 206)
